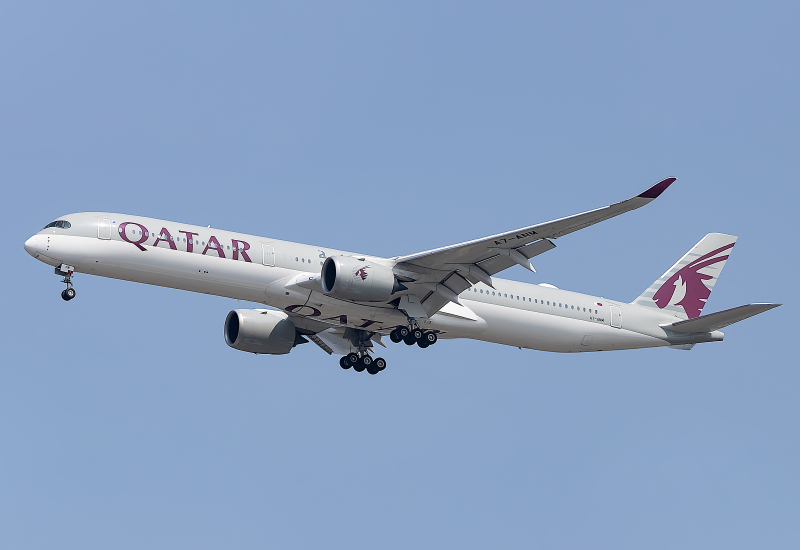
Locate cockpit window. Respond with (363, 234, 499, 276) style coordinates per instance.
(43, 220, 71, 229)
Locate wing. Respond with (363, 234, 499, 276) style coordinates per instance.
(392, 178, 676, 317)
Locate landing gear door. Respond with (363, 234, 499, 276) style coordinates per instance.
(98, 218, 112, 240)
(262, 244, 275, 266)
(610, 306, 622, 328)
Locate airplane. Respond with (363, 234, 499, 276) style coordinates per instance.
(23, 178, 779, 375)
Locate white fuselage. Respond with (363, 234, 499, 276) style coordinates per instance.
(24, 212, 717, 353)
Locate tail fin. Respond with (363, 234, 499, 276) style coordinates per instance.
(632, 233, 738, 319)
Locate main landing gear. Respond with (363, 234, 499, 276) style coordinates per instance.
(56, 264, 76, 301)
(339, 352, 387, 375)
(389, 324, 438, 348)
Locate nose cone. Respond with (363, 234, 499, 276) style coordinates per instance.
(24, 234, 45, 258)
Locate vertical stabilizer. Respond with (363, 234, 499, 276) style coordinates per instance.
(632, 233, 737, 319)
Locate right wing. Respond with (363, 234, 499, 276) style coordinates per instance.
(393, 178, 676, 317)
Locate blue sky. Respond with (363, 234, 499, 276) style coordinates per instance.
(2, 2, 797, 548)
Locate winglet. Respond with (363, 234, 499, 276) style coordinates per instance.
(638, 177, 676, 199)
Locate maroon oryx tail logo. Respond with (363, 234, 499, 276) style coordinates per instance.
(355, 266, 370, 280)
(652, 243, 734, 318)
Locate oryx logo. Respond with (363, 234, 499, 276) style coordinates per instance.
(355, 266, 370, 281)
(652, 243, 734, 318)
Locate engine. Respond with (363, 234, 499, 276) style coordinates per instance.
(321, 256, 403, 302)
(224, 309, 298, 355)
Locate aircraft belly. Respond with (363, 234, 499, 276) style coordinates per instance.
(466, 300, 668, 353)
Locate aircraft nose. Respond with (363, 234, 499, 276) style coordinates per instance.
(24, 234, 44, 257)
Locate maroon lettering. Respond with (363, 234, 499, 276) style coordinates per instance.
(179, 230, 199, 253)
(118, 222, 149, 251)
(202, 235, 226, 258)
(285, 304, 321, 317)
(153, 227, 177, 250)
(322, 315, 348, 325)
(231, 239, 252, 262)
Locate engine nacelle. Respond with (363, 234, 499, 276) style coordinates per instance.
(224, 309, 297, 355)
(321, 256, 401, 302)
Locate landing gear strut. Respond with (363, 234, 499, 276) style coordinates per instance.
(57, 264, 76, 301)
(338, 328, 387, 375)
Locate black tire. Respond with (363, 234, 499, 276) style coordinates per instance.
(361, 355, 373, 367)
(347, 352, 360, 364)
(367, 364, 379, 375)
(398, 327, 410, 338)
(339, 356, 351, 369)
(417, 340, 429, 349)
(412, 328, 424, 341)
(61, 289, 69, 301)
(65, 288, 76, 299)
(403, 334, 416, 345)
(424, 332, 438, 345)
(389, 329, 403, 343)
(374, 357, 387, 371)
(353, 358, 366, 372)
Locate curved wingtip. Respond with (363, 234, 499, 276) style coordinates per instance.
(638, 177, 677, 199)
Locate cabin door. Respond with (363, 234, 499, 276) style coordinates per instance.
(262, 244, 275, 266)
(610, 306, 622, 328)
(97, 218, 112, 240)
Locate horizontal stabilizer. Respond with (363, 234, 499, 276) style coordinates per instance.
(662, 303, 781, 333)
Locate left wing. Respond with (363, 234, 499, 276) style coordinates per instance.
(392, 178, 676, 317)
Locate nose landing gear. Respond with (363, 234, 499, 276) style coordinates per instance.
(56, 264, 76, 301)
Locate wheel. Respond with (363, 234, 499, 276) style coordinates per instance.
(424, 331, 438, 345)
(412, 328, 424, 341)
(347, 352, 359, 364)
(403, 334, 416, 345)
(61, 289, 69, 301)
(61, 288, 76, 301)
(361, 355, 373, 367)
(353, 357, 366, 372)
(417, 340, 429, 349)
(339, 356, 351, 369)
(373, 357, 387, 371)
(389, 329, 403, 343)
(397, 327, 410, 339)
